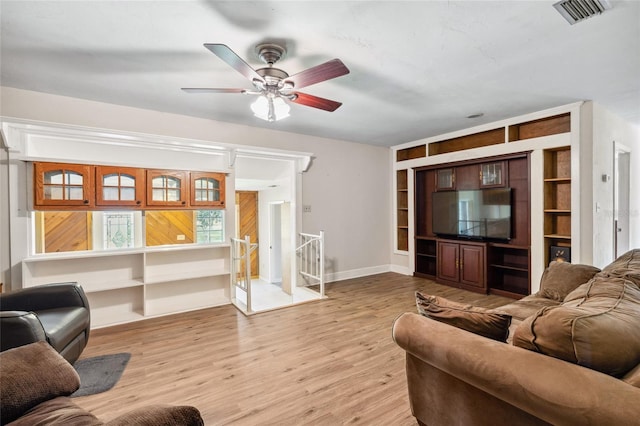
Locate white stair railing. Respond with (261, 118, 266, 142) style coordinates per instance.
(230, 235, 257, 314)
(296, 231, 324, 297)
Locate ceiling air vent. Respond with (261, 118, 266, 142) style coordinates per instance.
(553, 0, 612, 25)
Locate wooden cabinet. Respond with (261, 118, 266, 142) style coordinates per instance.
(145, 169, 188, 208)
(437, 240, 486, 293)
(95, 166, 145, 207)
(34, 162, 94, 208)
(190, 172, 226, 207)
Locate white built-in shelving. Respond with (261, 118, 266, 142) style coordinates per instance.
(22, 243, 231, 328)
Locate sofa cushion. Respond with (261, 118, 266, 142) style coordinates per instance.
(8, 397, 102, 426)
(493, 295, 561, 321)
(513, 276, 640, 377)
(537, 261, 600, 302)
(600, 248, 640, 288)
(415, 292, 512, 342)
(0, 341, 80, 425)
(105, 405, 204, 426)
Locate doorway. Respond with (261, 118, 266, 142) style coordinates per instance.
(613, 142, 631, 258)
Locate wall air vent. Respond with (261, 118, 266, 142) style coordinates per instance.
(553, 0, 612, 25)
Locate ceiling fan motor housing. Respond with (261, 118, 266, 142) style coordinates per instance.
(256, 43, 286, 65)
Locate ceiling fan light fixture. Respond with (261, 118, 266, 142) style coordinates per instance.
(251, 95, 290, 122)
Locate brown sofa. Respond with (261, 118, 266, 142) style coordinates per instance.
(393, 249, 640, 425)
(0, 341, 204, 426)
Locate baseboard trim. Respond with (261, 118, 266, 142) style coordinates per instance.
(325, 264, 408, 283)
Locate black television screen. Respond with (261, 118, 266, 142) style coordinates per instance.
(432, 188, 512, 240)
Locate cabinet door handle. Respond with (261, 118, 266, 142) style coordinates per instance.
(83, 199, 89, 204)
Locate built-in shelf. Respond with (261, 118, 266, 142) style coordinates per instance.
(543, 146, 572, 264)
(396, 169, 409, 251)
(488, 244, 530, 299)
(415, 237, 438, 279)
(22, 243, 231, 328)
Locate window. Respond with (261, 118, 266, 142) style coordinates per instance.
(34, 209, 225, 254)
(196, 210, 224, 243)
(103, 212, 137, 249)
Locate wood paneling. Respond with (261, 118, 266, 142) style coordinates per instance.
(42, 211, 91, 253)
(508, 113, 571, 142)
(145, 211, 194, 246)
(236, 191, 259, 277)
(74, 272, 513, 425)
(428, 128, 505, 156)
(396, 145, 426, 161)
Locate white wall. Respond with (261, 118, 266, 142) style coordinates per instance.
(591, 103, 640, 267)
(0, 87, 391, 286)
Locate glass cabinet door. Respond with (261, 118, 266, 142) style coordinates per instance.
(96, 166, 145, 207)
(480, 161, 506, 187)
(34, 162, 93, 207)
(190, 172, 225, 207)
(436, 168, 455, 190)
(146, 170, 188, 207)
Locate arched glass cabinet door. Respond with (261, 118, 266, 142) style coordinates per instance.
(34, 162, 94, 208)
(96, 166, 145, 207)
(190, 172, 225, 207)
(146, 169, 188, 207)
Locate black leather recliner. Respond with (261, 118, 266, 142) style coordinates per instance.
(0, 282, 91, 364)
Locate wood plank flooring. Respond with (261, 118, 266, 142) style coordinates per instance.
(74, 272, 513, 425)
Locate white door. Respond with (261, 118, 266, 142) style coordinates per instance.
(614, 143, 631, 257)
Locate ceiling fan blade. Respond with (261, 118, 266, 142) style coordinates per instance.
(204, 43, 264, 84)
(291, 92, 342, 112)
(285, 59, 350, 90)
(182, 88, 247, 93)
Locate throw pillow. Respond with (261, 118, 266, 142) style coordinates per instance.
(537, 261, 600, 302)
(0, 341, 80, 425)
(415, 291, 512, 342)
(513, 276, 640, 377)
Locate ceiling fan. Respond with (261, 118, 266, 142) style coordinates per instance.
(182, 43, 350, 122)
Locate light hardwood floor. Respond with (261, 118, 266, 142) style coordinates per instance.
(74, 272, 513, 425)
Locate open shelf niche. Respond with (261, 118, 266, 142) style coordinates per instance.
(543, 146, 572, 264)
(396, 169, 409, 251)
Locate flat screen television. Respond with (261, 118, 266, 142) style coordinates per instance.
(432, 188, 512, 240)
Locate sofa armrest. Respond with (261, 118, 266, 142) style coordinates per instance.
(392, 312, 640, 425)
(105, 405, 204, 426)
(0, 282, 89, 312)
(0, 311, 47, 352)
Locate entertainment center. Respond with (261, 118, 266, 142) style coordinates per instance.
(414, 153, 531, 298)
(394, 104, 579, 299)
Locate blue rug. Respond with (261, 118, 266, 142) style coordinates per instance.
(71, 353, 131, 397)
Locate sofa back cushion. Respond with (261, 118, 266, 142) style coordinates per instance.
(513, 276, 640, 377)
(600, 248, 640, 289)
(537, 261, 600, 302)
(416, 292, 512, 342)
(0, 341, 80, 425)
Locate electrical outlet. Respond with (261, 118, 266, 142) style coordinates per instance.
(303, 205, 312, 213)
(177, 234, 186, 241)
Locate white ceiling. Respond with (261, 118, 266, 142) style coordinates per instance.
(1, 1, 639, 147)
